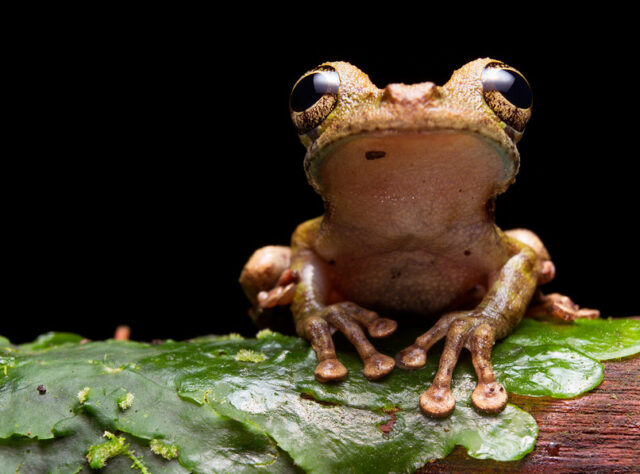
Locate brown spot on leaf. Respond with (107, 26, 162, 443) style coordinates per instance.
(379, 406, 400, 435)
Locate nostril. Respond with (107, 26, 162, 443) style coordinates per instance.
(381, 82, 440, 105)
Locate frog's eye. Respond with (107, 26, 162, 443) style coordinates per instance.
(482, 62, 532, 134)
(290, 66, 340, 134)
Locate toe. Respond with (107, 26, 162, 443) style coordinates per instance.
(363, 353, 395, 380)
(315, 358, 348, 382)
(368, 318, 398, 338)
(420, 386, 456, 418)
(471, 381, 508, 414)
(395, 344, 427, 370)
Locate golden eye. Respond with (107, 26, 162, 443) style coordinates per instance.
(482, 62, 532, 134)
(290, 66, 340, 134)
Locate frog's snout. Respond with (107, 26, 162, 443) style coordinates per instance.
(381, 82, 441, 106)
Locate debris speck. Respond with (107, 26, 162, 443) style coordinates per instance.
(114, 325, 131, 341)
(36, 385, 46, 395)
(547, 442, 561, 456)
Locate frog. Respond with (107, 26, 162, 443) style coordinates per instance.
(239, 58, 599, 418)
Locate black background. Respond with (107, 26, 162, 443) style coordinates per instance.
(5, 17, 637, 343)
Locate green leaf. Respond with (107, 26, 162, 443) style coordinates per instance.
(0, 338, 296, 472)
(0, 416, 103, 474)
(492, 343, 604, 397)
(504, 318, 640, 360)
(172, 332, 537, 470)
(0, 316, 638, 473)
(18, 331, 86, 351)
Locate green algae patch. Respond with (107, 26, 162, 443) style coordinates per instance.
(0, 317, 638, 473)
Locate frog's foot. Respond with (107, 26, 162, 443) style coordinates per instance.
(397, 312, 507, 417)
(239, 245, 299, 329)
(239, 245, 293, 306)
(256, 268, 299, 309)
(526, 290, 600, 322)
(299, 302, 398, 382)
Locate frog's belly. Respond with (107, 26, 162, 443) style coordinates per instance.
(330, 250, 493, 316)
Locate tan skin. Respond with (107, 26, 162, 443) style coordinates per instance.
(240, 58, 598, 418)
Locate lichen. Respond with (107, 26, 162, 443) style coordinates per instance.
(87, 431, 128, 469)
(256, 328, 275, 339)
(150, 438, 179, 460)
(235, 349, 266, 363)
(77, 386, 90, 404)
(0, 355, 15, 376)
(118, 392, 135, 410)
(86, 431, 150, 473)
(104, 365, 123, 374)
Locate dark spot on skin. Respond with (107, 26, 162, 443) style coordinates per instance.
(464, 249, 471, 256)
(485, 198, 496, 221)
(329, 259, 336, 265)
(390, 270, 401, 279)
(37, 385, 46, 395)
(365, 150, 386, 160)
(458, 189, 463, 193)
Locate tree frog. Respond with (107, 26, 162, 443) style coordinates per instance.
(239, 58, 598, 418)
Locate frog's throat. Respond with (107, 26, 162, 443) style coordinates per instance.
(304, 129, 520, 196)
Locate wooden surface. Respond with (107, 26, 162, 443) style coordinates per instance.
(420, 319, 640, 473)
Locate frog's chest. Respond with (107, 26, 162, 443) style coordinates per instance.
(317, 225, 509, 316)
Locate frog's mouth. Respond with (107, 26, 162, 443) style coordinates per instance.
(305, 129, 519, 201)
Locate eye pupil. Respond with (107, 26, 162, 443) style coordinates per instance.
(482, 67, 532, 109)
(290, 70, 339, 112)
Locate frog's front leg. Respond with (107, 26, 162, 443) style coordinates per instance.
(397, 236, 540, 418)
(291, 218, 398, 382)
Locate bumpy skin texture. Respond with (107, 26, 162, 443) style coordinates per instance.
(239, 59, 598, 418)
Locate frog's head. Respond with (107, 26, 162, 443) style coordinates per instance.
(289, 58, 532, 198)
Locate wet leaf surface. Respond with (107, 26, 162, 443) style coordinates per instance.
(0, 317, 638, 473)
